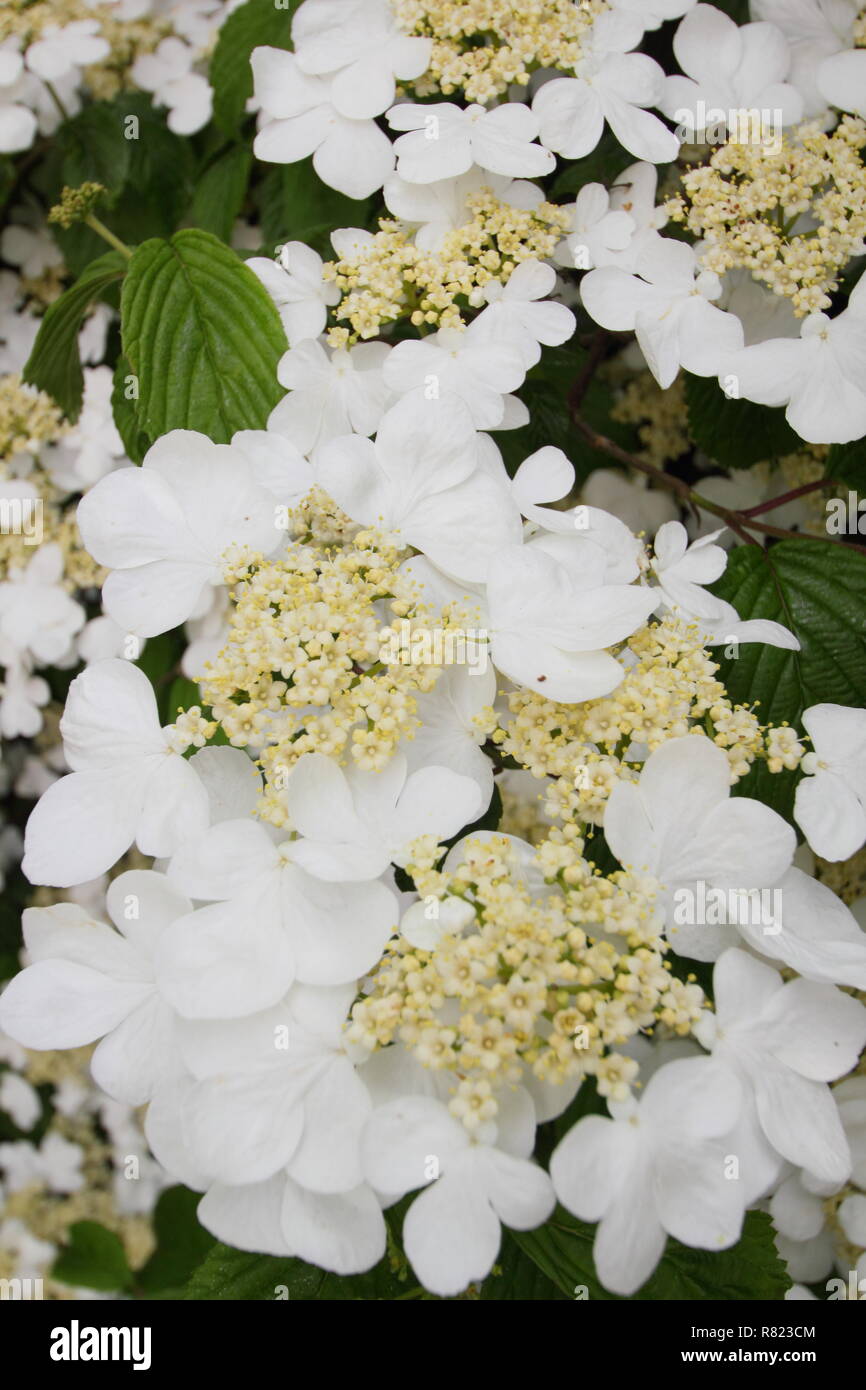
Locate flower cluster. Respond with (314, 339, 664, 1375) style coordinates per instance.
(667, 118, 866, 315)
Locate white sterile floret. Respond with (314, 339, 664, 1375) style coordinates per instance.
(0, 45, 37, 155)
(292, 0, 432, 120)
(0, 544, 85, 667)
(752, 0, 866, 118)
(484, 533, 657, 701)
(473, 260, 576, 369)
(723, 276, 866, 445)
(694, 949, 866, 1185)
(248, 242, 340, 346)
(384, 168, 545, 252)
(660, 4, 803, 139)
(158, 820, 396, 1017)
(382, 322, 527, 430)
(551, 1055, 746, 1296)
(603, 736, 796, 959)
(0, 871, 192, 1105)
(21, 659, 209, 886)
(252, 47, 395, 200)
(317, 390, 522, 580)
(269, 338, 390, 456)
(283, 751, 484, 881)
(649, 520, 800, 648)
(794, 703, 866, 860)
(532, 10, 680, 165)
(25, 20, 109, 83)
(581, 237, 745, 388)
(361, 1086, 554, 1297)
(131, 36, 213, 135)
(554, 182, 636, 272)
(77, 430, 288, 637)
(386, 102, 555, 185)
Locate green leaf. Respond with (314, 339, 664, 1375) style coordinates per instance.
(111, 354, 152, 464)
(138, 1187, 216, 1296)
(711, 539, 866, 821)
(479, 1235, 570, 1299)
(826, 439, 866, 497)
(39, 95, 195, 275)
(52, 1221, 133, 1293)
(54, 101, 132, 192)
(121, 228, 287, 442)
(513, 1209, 789, 1301)
(257, 159, 374, 257)
(685, 372, 801, 468)
(182, 1242, 423, 1301)
(23, 251, 127, 420)
(166, 676, 202, 722)
(188, 144, 252, 242)
(210, 0, 298, 137)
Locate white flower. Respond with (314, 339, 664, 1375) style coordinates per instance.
(0, 870, 191, 1105)
(384, 168, 545, 252)
(25, 20, 109, 82)
(159, 820, 396, 1016)
(361, 1087, 554, 1297)
(473, 260, 575, 369)
(382, 325, 526, 430)
(247, 242, 339, 346)
(752, 0, 865, 118)
(197, 1174, 386, 1275)
(386, 101, 554, 185)
(604, 735, 796, 959)
(532, 11, 680, 165)
(0, 657, 49, 740)
(283, 751, 484, 881)
(0, 1071, 39, 1129)
(650, 520, 800, 648)
(734, 865, 866, 990)
(0, 543, 85, 666)
(794, 703, 866, 860)
(292, 0, 432, 120)
(21, 659, 210, 887)
(252, 47, 394, 200)
(725, 278, 866, 445)
(0, 45, 37, 154)
(694, 949, 866, 1185)
(404, 663, 497, 807)
(660, 4, 803, 138)
(42, 366, 125, 492)
(77, 429, 287, 637)
(317, 390, 522, 581)
(269, 338, 390, 456)
(484, 533, 657, 701)
(0, 1132, 83, 1193)
(0, 223, 63, 281)
(554, 182, 636, 272)
(551, 1055, 746, 1296)
(131, 36, 212, 135)
(581, 237, 744, 388)
(162, 983, 373, 1192)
